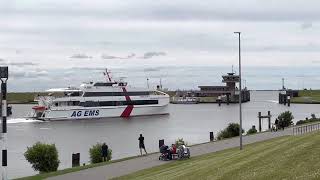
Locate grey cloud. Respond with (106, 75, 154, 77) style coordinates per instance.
(142, 52, 166, 59)
(0, 62, 38, 67)
(70, 67, 106, 71)
(101, 53, 135, 59)
(143, 68, 160, 72)
(301, 22, 313, 30)
(70, 54, 92, 59)
(101, 54, 120, 59)
(11, 70, 48, 79)
(3, 1, 320, 22)
(247, 43, 320, 52)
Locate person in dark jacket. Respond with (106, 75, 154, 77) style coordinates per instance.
(101, 143, 109, 162)
(138, 134, 147, 155)
(275, 119, 279, 131)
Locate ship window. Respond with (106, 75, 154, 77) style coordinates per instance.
(70, 92, 81, 96)
(81, 100, 159, 107)
(71, 101, 80, 106)
(83, 101, 99, 107)
(83, 91, 151, 97)
(93, 82, 117, 86)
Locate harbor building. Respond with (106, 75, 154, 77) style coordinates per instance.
(196, 72, 250, 103)
(173, 72, 250, 104)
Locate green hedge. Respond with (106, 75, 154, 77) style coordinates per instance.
(24, 142, 60, 173)
(217, 123, 244, 140)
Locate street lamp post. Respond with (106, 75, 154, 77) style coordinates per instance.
(0, 66, 8, 180)
(234, 32, 243, 150)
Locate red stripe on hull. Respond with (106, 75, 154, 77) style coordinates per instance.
(121, 87, 133, 118)
(120, 105, 134, 118)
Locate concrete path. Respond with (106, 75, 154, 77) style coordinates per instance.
(47, 128, 292, 180)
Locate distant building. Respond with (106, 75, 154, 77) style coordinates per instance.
(196, 72, 250, 103)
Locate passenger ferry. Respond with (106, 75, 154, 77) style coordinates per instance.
(31, 70, 170, 120)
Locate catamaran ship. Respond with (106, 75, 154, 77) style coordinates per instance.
(31, 69, 170, 120)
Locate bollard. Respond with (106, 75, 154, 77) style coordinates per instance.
(268, 111, 271, 130)
(278, 93, 281, 104)
(159, 139, 164, 148)
(287, 96, 291, 107)
(72, 153, 80, 167)
(210, 132, 214, 142)
(258, 112, 262, 132)
(226, 94, 230, 105)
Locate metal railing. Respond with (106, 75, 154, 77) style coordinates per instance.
(293, 122, 320, 135)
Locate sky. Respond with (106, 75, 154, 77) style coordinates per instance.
(1, 0, 320, 91)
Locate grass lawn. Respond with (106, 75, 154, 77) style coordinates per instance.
(114, 132, 320, 180)
(7, 92, 45, 104)
(291, 90, 320, 103)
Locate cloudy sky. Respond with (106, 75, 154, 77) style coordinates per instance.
(1, 0, 320, 91)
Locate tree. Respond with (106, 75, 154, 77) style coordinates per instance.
(277, 111, 294, 129)
(217, 123, 244, 140)
(175, 138, 188, 146)
(247, 125, 257, 135)
(24, 142, 60, 173)
(89, 143, 112, 163)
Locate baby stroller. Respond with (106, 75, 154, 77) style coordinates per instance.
(159, 145, 172, 161)
(177, 145, 190, 159)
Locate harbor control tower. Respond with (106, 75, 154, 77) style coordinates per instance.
(196, 72, 250, 103)
(222, 72, 239, 93)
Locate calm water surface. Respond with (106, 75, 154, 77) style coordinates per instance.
(3, 91, 320, 178)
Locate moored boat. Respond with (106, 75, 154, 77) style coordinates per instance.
(171, 97, 199, 104)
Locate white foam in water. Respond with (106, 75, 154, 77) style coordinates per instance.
(266, 100, 278, 104)
(7, 118, 43, 124)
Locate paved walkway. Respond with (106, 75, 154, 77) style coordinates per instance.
(47, 128, 292, 180)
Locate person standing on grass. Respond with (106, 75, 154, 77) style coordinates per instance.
(101, 143, 108, 162)
(138, 134, 147, 155)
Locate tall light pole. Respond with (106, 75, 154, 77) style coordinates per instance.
(0, 66, 8, 180)
(234, 32, 242, 150)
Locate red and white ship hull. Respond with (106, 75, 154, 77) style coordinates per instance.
(39, 104, 169, 120)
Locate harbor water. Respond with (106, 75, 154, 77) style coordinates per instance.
(3, 91, 320, 179)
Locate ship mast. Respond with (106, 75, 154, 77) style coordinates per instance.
(104, 69, 112, 82)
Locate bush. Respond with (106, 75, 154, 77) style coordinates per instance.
(296, 114, 320, 125)
(277, 111, 294, 129)
(217, 123, 244, 140)
(24, 142, 60, 173)
(89, 143, 112, 163)
(247, 125, 257, 135)
(296, 120, 305, 125)
(175, 138, 188, 146)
